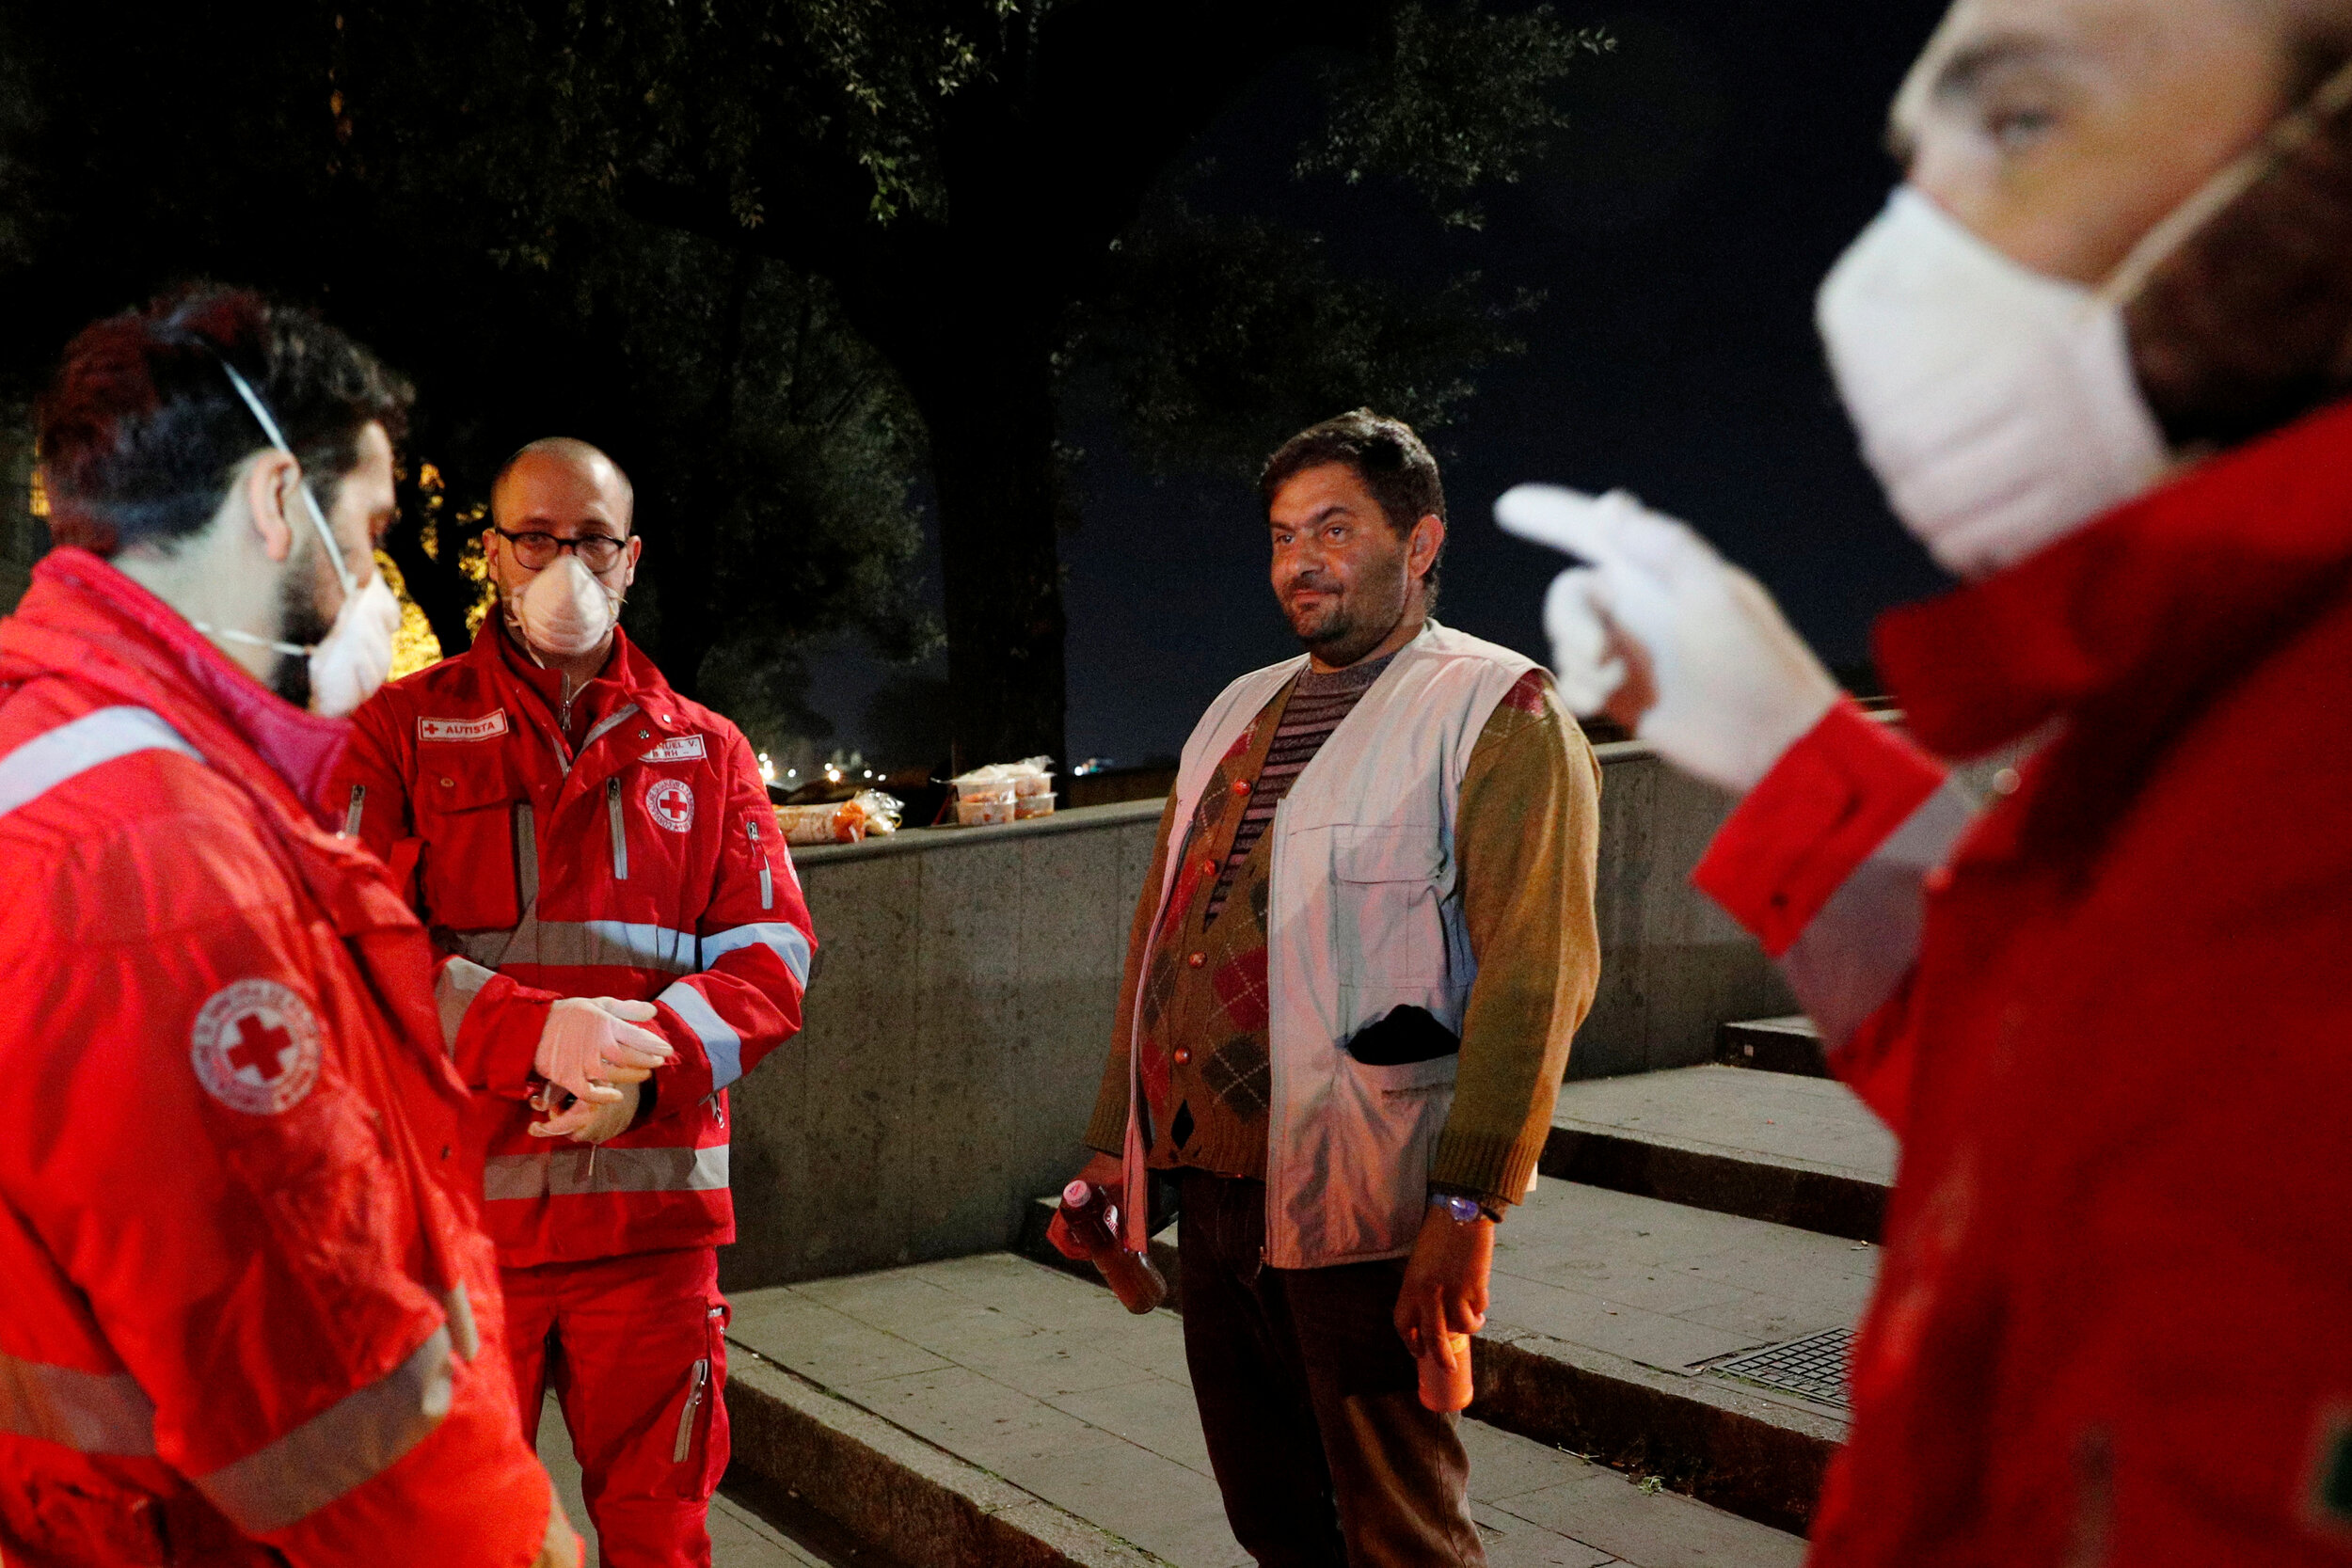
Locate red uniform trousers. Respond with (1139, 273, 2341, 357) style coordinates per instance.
(505, 1246, 731, 1568)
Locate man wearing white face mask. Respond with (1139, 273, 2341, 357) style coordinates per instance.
(0, 288, 593, 1564)
(1498, 1, 2352, 1560)
(335, 438, 815, 1568)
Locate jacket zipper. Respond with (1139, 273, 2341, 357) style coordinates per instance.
(607, 777, 628, 880)
(341, 784, 366, 839)
(748, 816, 773, 911)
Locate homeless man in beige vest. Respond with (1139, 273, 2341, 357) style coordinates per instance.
(1057, 411, 1602, 1566)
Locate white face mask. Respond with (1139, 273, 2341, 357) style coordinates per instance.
(1815, 186, 2172, 578)
(513, 551, 620, 662)
(197, 362, 401, 717)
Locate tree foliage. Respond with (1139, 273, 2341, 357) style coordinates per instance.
(0, 0, 936, 758)
(0, 0, 1611, 768)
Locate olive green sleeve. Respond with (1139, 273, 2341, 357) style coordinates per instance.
(1083, 791, 1184, 1154)
(1430, 675, 1603, 1212)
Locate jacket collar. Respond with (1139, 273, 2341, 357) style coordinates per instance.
(1876, 396, 2352, 762)
(467, 613, 688, 730)
(0, 548, 353, 823)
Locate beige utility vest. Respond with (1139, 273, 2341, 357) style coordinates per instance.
(1123, 620, 1534, 1268)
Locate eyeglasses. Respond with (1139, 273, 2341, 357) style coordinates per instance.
(492, 525, 628, 572)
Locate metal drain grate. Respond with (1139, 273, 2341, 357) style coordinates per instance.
(1708, 1326, 1852, 1407)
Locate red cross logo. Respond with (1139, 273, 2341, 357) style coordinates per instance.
(225, 1016, 294, 1082)
(645, 776, 695, 832)
(191, 980, 322, 1116)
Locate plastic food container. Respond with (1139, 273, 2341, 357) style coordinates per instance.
(954, 792, 1016, 827)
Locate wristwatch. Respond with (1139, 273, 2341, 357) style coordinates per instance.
(1429, 1193, 1488, 1225)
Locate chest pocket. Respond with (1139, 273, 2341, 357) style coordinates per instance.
(415, 752, 521, 932)
(1331, 824, 1445, 987)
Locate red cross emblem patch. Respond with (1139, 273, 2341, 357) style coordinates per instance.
(190, 979, 323, 1116)
(645, 777, 695, 833)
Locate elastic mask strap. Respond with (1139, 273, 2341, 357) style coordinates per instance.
(192, 622, 309, 657)
(2102, 51, 2352, 306)
(217, 359, 358, 597)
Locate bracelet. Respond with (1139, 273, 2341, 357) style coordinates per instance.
(1429, 1193, 1488, 1225)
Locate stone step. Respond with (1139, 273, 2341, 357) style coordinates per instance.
(723, 1251, 1808, 1568)
(1715, 1017, 1829, 1078)
(1021, 1175, 1872, 1535)
(1542, 1065, 1893, 1243)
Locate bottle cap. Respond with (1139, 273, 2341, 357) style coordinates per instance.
(1062, 1180, 1093, 1208)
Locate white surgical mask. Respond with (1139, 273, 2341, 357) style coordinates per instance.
(1815, 186, 2171, 578)
(512, 551, 620, 662)
(196, 361, 399, 717)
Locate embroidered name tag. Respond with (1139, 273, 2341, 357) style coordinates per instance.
(640, 734, 707, 763)
(420, 711, 509, 743)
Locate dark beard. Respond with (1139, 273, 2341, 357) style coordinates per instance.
(269, 558, 336, 708)
(1296, 602, 1401, 668)
(2126, 72, 2352, 449)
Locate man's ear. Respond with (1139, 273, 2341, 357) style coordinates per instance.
(623, 533, 643, 589)
(1408, 513, 1447, 579)
(242, 451, 300, 564)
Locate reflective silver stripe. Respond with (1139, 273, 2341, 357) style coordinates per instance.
(608, 777, 628, 880)
(194, 1327, 453, 1535)
(482, 1143, 729, 1201)
(699, 922, 813, 988)
(1781, 782, 1977, 1048)
(452, 917, 698, 974)
(434, 957, 498, 1053)
(0, 705, 200, 819)
(0, 1351, 156, 1455)
(748, 817, 772, 911)
(341, 783, 366, 839)
(579, 703, 641, 755)
(442, 1283, 480, 1362)
(515, 801, 539, 907)
(660, 979, 743, 1089)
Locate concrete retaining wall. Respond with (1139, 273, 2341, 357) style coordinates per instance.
(721, 736, 1804, 1291)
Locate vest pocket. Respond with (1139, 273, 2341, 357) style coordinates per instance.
(1331, 825, 1445, 984)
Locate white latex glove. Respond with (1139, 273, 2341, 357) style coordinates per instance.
(530, 1077, 641, 1144)
(1495, 485, 1842, 795)
(532, 997, 673, 1105)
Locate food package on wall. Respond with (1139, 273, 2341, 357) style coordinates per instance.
(775, 791, 902, 847)
(1008, 755, 1057, 818)
(949, 758, 1053, 826)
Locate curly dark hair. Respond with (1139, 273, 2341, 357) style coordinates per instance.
(35, 284, 412, 555)
(1259, 408, 1446, 604)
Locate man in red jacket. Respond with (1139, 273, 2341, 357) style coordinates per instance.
(0, 287, 584, 1564)
(334, 436, 814, 1568)
(1501, 0, 2352, 1560)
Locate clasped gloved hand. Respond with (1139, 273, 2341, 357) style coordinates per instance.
(530, 1078, 642, 1144)
(532, 996, 673, 1105)
(1495, 485, 1842, 795)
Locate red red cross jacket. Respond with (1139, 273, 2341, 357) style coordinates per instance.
(0, 550, 554, 1566)
(1693, 401, 2352, 1563)
(332, 619, 812, 1269)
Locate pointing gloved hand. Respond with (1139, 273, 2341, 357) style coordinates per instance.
(1495, 485, 1842, 796)
(530, 1077, 642, 1144)
(532, 996, 674, 1105)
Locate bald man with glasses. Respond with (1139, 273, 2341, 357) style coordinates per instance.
(332, 438, 816, 1568)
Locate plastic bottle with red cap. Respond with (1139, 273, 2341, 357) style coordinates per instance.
(1056, 1180, 1168, 1314)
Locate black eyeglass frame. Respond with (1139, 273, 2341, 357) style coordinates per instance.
(490, 524, 631, 571)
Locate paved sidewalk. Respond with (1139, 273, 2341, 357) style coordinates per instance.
(726, 1251, 1807, 1568)
(1489, 1178, 1878, 1375)
(1552, 1067, 1895, 1189)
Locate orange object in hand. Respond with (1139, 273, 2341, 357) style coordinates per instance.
(1417, 1329, 1474, 1412)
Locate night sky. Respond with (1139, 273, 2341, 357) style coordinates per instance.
(812, 2, 1958, 769)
